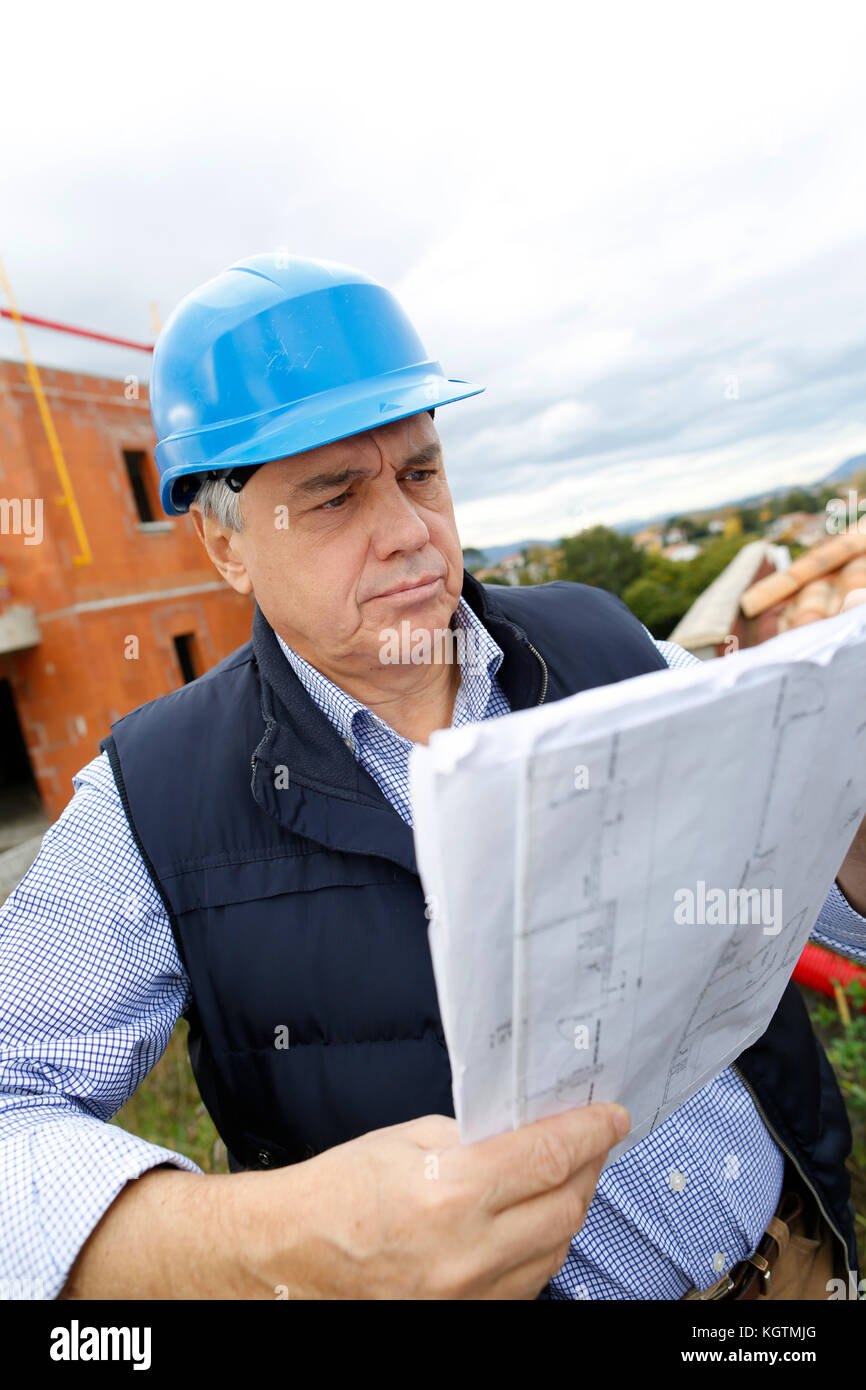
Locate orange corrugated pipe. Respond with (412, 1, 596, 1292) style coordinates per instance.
(0, 306, 154, 352)
(794, 941, 866, 1011)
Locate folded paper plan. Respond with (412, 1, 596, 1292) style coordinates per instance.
(408, 605, 866, 1165)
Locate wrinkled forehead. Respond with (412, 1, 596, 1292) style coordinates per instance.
(265, 413, 441, 485)
(310, 412, 438, 465)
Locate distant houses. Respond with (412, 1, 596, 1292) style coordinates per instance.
(473, 544, 563, 586)
(466, 468, 866, 639)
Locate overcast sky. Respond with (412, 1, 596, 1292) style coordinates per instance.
(2, 2, 865, 550)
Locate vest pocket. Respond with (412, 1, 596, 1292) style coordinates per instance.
(239, 1129, 316, 1170)
(165, 851, 411, 914)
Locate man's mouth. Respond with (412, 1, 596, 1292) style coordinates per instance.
(372, 574, 444, 600)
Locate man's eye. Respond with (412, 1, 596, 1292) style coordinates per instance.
(319, 490, 351, 511)
(317, 470, 435, 511)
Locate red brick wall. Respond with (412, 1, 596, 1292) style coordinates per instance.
(0, 359, 253, 820)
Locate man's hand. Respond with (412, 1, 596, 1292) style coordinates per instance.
(239, 1102, 629, 1300)
(59, 1101, 627, 1301)
(234, 1095, 631, 1301)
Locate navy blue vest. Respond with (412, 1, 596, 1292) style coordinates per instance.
(100, 571, 858, 1281)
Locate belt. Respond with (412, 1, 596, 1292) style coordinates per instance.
(682, 1186, 805, 1301)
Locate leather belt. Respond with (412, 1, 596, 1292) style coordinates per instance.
(683, 1188, 804, 1301)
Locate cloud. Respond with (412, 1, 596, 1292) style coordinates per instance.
(1, 1, 864, 547)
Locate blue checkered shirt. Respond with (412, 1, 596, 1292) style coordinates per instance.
(1, 595, 863, 1299)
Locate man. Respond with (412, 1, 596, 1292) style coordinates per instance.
(1, 253, 864, 1301)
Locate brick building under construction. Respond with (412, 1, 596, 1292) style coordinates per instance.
(0, 356, 253, 872)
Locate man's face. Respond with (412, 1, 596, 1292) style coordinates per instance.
(195, 411, 465, 679)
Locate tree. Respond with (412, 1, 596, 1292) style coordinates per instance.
(622, 532, 758, 639)
(666, 515, 709, 541)
(518, 545, 556, 585)
(462, 547, 486, 572)
(555, 526, 643, 598)
(621, 576, 688, 637)
(781, 487, 819, 514)
(736, 507, 761, 532)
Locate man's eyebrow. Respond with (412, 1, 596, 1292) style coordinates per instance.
(291, 442, 443, 498)
(292, 466, 372, 497)
(398, 442, 443, 469)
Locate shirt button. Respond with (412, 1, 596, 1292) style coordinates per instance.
(257, 1148, 272, 1168)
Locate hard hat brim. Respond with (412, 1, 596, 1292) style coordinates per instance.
(158, 366, 484, 516)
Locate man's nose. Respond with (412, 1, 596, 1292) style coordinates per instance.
(366, 479, 430, 559)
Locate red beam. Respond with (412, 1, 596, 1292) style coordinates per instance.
(0, 307, 154, 353)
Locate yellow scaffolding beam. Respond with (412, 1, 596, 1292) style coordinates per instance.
(0, 255, 92, 566)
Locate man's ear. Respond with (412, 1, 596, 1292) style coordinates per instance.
(189, 505, 253, 595)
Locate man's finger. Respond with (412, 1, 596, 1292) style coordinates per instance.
(459, 1102, 629, 1213)
(485, 1149, 609, 1276)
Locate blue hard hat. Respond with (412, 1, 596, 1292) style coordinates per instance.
(150, 252, 485, 516)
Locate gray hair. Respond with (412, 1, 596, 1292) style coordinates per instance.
(191, 475, 245, 531)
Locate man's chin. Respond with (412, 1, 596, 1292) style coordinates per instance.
(371, 598, 463, 667)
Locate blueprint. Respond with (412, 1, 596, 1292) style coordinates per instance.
(408, 604, 866, 1166)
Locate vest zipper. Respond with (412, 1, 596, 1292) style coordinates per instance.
(730, 1059, 851, 1278)
(526, 641, 548, 705)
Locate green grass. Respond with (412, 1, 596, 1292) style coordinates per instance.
(113, 993, 865, 1276)
(110, 1017, 225, 1173)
